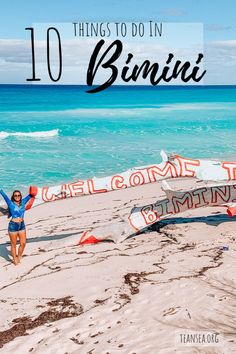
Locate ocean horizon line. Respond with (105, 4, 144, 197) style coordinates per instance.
(0, 84, 235, 88)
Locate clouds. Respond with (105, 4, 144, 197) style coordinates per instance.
(160, 8, 186, 17)
(206, 24, 233, 32)
(205, 40, 236, 64)
(0, 39, 32, 63)
(0, 31, 201, 84)
(210, 39, 236, 48)
(0, 35, 235, 84)
(203, 39, 236, 84)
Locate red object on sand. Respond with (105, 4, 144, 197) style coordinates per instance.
(78, 231, 100, 245)
(227, 206, 236, 217)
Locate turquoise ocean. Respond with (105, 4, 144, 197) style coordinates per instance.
(0, 85, 235, 192)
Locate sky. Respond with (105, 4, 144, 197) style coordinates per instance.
(0, 0, 235, 84)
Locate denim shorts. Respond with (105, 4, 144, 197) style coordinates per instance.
(8, 220, 26, 232)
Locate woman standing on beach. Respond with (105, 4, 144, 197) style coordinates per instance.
(0, 189, 32, 265)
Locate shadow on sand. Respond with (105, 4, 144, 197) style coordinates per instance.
(0, 231, 82, 262)
(0, 213, 234, 262)
(127, 213, 235, 240)
(150, 212, 235, 232)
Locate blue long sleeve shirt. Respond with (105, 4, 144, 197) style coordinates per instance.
(0, 190, 31, 219)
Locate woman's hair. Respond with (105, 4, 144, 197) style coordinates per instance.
(11, 190, 22, 205)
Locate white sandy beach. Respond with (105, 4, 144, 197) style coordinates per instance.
(0, 179, 235, 354)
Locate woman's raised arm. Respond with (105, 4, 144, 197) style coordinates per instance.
(22, 194, 32, 205)
(0, 189, 11, 207)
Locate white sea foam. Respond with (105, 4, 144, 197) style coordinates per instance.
(51, 103, 236, 116)
(0, 129, 59, 139)
(156, 103, 234, 112)
(1, 102, 236, 118)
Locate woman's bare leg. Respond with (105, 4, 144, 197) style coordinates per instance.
(8, 232, 18, 265)
(18, 229, 26, 263)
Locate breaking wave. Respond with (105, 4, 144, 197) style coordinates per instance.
(0, 129, 59, 139)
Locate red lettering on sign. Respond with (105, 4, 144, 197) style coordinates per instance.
(211, 186, 230, 204)
(154, 199, 172, 218)
(222, 162, 236, 180)
(172, 192, 193, 213)
(141, 205, 159, 225)
(67, 180, 85, 197)
(42, 187, 65, 202)
(129, 171, 145, 187)
(175, 156, 200, 177)
(193, 187, 208, 208)
(111, 175, 127, 190)
(147, 162, 178, 182)
(87, 179, 108, 194)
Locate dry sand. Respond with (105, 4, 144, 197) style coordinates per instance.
(0, 179, 235, 354)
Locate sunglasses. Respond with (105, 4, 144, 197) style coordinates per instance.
(14, 194, 21, 198)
